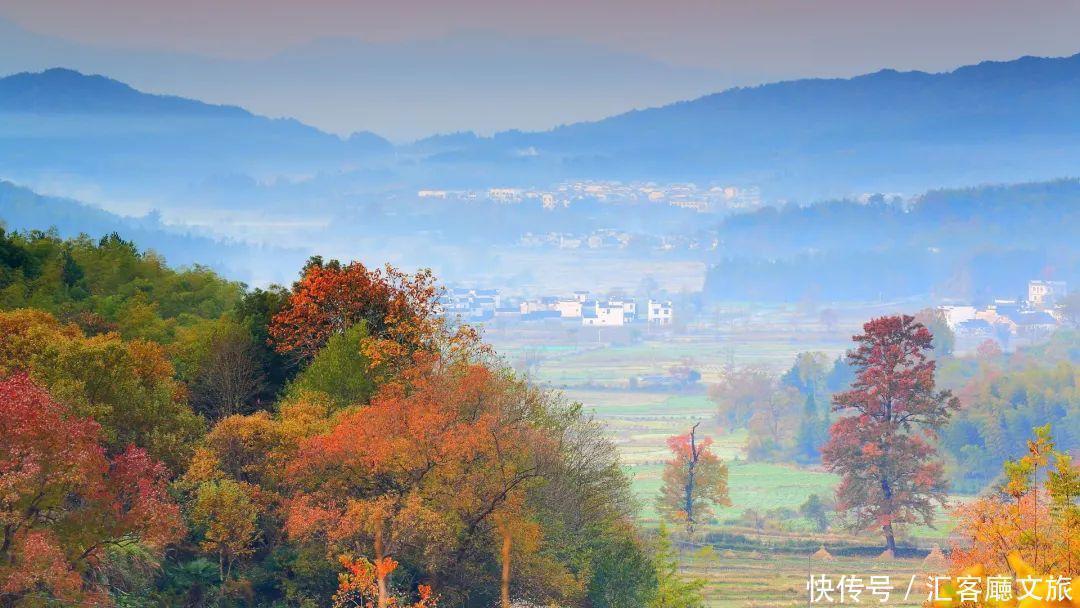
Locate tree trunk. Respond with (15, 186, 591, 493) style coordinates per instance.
(684, 422, 701, 538)
(375, 528, 389, 608)
(882, 522, 897, 553)
(880, 477, 896, 553)
(501, 527, 512, 608)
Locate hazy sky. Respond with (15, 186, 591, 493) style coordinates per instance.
(5, 0, 1080, 70)
(3, 0, 1080, 138)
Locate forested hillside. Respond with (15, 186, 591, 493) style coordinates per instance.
(704, 179, 1080, 302)
(0, 231, 662, 607)
(0, 180, 307, 285)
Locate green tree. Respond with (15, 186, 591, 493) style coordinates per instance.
(647, 524, 705, 608)
(799, 494, 833, 532)
(286, 322, 375, 408)
(190, 479, 261, 584)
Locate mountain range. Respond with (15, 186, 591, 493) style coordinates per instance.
(434, 52, 1080, 196)
(0, 17, 736, 140)
(2, 50, 1080, 239)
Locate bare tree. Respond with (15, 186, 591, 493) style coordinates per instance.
(193, 325, 264, 419)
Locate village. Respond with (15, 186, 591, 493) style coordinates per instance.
(418, 180, 764, 213)
(441, 287, 674, 328)
(938, 279, 1070, 350)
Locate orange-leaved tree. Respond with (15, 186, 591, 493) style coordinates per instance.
(822, 315, 958, 553)
(333, 554, 438, 608)
(658, 422, 731, 538)
(0, 372, 183, 605)
(951, 425, 1080, 577)
(268, 258, 443, 361)
(284, 357, 553, 608)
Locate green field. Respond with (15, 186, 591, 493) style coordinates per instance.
(529, 336, 848, 385)
(487, 313, 958, 607)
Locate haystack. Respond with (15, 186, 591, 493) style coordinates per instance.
(812, 545, 835, 560)
(923, 544, 947, 566)
(878, 548, 896, 561)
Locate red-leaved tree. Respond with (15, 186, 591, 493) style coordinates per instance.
(0, 373, 183, 605)
(268, 258, 442, 363)
(821, 315, 958, 552)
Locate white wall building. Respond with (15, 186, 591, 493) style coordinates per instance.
(555, 299, 584, 318)
(939, 305, 977, 329)
(580, 299, 637, 326)
(1028, 280, 1067, 308)
(648, 300, 673, 326)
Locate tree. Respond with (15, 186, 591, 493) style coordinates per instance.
(332, 555, 437, 608)
(822, 315, 959, 552)
(286, 323, 376, 409)
(1046, 451, 1080, 574)
(188, 319, 265, 419)
(0, 309, 204, 470)
(647, 523, 705, 608)
(269, 258, 441, 363)
(0, 373, 183, 605)
(190, 479, 261, 584)
(709, 367, 773, 428)
(284, 360, 553, 608)
(745, 387, 800, 460)
(799, 494, 833, 533)
(914, 308, 956, 357)
(658, 423, 731, 538)
(234, 285, 296, 402)
(950, 426, 1080, 577)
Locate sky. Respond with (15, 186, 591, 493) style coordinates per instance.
(3, 0, 1080, 138)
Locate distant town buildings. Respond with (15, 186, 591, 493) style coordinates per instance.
(939, 280, 1068, 345)
(444, 287, 670, 328)
(648, 300, 673, 326)
(1028, 280, 1068, 308)
(442, 287, 501, 320)
(582, 300, 637, 327)
(416, 180, 763, 215)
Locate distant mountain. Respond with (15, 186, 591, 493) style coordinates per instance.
(6, 52, 1080, 225)
(0, 67, 247, 116)
(0, 68, 392, 200)
(433, 52, 1080, 197)
(0, 17, 737, 139)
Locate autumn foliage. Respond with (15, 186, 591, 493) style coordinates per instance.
(821, 315, 958, 552)
(0, 372, 183, 605)
(269, 258, 443, 362)
(950, 425, 1080, 577)
(658, 423, 731, 538)
(284, 359, 555, 606)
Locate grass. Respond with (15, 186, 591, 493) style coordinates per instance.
(485, 314, 960, 606)
(684, 548, 941, 608)
(630, 460, 839, 522)
(530, 336, 849, 385)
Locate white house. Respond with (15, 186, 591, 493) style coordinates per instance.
(1028, 280, 1067, 308)
(555, 299, 584, 318)
(647, 300, 673, 326)
(938, 305, 977, 329)
(578, 299, 634, 327)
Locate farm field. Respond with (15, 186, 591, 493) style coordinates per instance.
(488, 307, 961, 607)
(685, 549, 945, 608)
